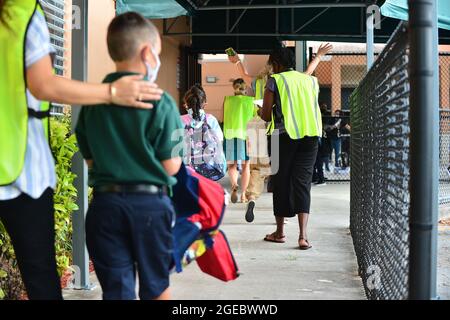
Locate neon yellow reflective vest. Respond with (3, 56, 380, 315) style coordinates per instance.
(268, 70, 322, 140)
(223, 95, 257, 140)
(0, 0, 50, 186)
(254, 78, 266, 100)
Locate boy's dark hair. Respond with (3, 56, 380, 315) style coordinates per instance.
(184, 84, 207, 121)
(268, 47, 296, 69)
(107, 12, 159, 62)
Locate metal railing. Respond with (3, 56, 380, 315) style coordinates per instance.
(350, 23, 410, 300)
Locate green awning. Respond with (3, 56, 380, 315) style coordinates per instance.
(381, 0, 450, 30)
(116, 0, 187, 19)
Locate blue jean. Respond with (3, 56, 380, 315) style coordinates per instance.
(330, 137, 341, 167)
(86, 192, 174, 300)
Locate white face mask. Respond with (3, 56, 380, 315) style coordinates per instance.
(143, 46, 161, 83)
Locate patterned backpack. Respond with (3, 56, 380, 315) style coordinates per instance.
(182, 115, 225, 181)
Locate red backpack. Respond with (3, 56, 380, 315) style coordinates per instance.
(172, 166, 239, 281)
(196, 230, 239, 282)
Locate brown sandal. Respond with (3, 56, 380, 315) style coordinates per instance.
(299, 237, 312, 250)
(264, 232, 286, 243)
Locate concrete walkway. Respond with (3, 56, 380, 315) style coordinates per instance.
(171, 182, 365, 300)
(63, 182, 366, 300)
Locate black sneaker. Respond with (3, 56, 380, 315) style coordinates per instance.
(315, 180, 327, 186)
(245, 200, 255, 223)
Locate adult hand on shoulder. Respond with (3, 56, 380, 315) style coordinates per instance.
(111, 75, 164, 109)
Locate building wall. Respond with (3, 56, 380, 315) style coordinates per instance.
(315, 55, 366, 112)
(151, 18, 191, 104)
(201, 61, 239, 122)
(87, 0, 116, 83)
(242, 55, 269, 76)
(315, 61, 332, 85)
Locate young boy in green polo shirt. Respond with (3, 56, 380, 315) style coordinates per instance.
(75, 12, 183, 300)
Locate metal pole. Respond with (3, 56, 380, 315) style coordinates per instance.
(295, 41, 306, 72)
(70, 0, 92, 290)
(430, 0, 440, 300)
(366, 12, 374, 71)
(197, 3, 367, 10)
(162, 32, 390, 41)
(408, 0, 439, 300)
(229, 0, 253, 33)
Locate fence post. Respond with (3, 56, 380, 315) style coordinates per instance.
(70, 0, 92, 290)
(295, 41, 307, 72)
(408, 0, 439, 300)
(366, 11, 374, 70)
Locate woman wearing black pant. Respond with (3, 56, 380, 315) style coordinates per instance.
(259, 47, 322, 250)
(0, 0, 163, 299)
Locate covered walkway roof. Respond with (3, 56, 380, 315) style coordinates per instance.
(117, 1, 450, 53)
(173, 0, 450, 53)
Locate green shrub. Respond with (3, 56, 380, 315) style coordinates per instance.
(0, 116, 78, 299)
(0, 221, 24, 300)
(50, 116, 79, 276)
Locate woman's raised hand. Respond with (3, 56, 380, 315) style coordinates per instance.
(316, 43, 333, 57)
(228, 53, 240, 64)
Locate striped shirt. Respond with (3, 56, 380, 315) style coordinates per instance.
(0, 11, 56, 200)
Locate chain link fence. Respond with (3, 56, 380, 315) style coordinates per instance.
(350, 23, 410, 300)
(314, 50, 450, 202)
(440, 109, 450, 204)
(439, 52, 450, 205)
(314, 51, 376, 182)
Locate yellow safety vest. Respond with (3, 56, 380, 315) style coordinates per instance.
(268, 70, 322, 139)
(0, 0, 50, 185)
(223, 95, 256, 140)
(254, 78, 266, 100)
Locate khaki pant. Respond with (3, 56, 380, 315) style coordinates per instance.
(246, 161, 270, 201)
(246, 116, 271, 201)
